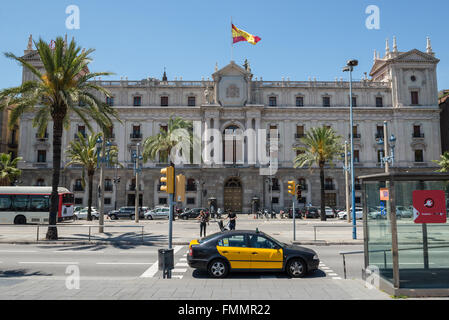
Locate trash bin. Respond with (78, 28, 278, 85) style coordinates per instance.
(158, 248, 174, 278)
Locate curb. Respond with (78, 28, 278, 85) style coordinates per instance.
(0, 240, 363, 246)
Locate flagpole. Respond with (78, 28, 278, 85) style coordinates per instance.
(231, 16, 234, 62)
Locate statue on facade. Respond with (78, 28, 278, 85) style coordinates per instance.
(204, 86, 212, 104)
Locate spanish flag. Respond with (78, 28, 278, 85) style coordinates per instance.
(232, 24, 261, 45)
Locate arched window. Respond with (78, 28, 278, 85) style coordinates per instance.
(186, 178, 196, 192)
(36, 179, 45, 186)
(223, 125, 244, 164)
(325, 178, 335, 190)
(298, 178, 307, 191)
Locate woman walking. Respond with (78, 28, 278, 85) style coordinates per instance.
(197, 210, 209, 238)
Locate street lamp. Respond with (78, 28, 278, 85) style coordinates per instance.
(132, 143, 143, 223)
(113, 164, 120, 210)
(377, 129, 397, 170)
(340, 142, 351, 223)
(96, 136, 111, 233)
(343, 59, 358, 240)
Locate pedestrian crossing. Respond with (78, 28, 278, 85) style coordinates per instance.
(140, 246, 344, 280)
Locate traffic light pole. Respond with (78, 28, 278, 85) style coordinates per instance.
(293, 197, 296, 241)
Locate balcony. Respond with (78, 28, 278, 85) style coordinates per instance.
(324, 184, 335, 191)
(375, 133, 384, 140)
(74, 133, 87, 140)
(104, 185, 113, 192)
(35, 133, 49, 141)
(186, 185, 197, 192)
(130, 133, 142, 140)
(128, 184, 142, 191)
(295, 133, 305, 139)
(349, 134, 361, 139)
(73, 185, 84, 192)
(412, 133, 425, 139)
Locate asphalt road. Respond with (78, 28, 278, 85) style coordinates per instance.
(0, 243, 364, 281)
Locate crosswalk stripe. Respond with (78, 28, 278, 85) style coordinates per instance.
(140, 246, 184, 278)
(332, 277, 342, 280)
(328, 273, 338, 276)
(175, 262, 189, 267)
(172, 268, 187, 273)
(172, 275, 183, 279)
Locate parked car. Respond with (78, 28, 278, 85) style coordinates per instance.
(338, 207, 363, 220)
(179, 208, 209, 220)
(107, 206, 145, 220)
(187, 229, 320, 278)
(303, 206, 320, 219)
(287, 207, 302, 219)
(145, 207, 170, 220)
(74, 207, 99, 220)
(396, 206, 413, 218)
(318, 206, 336, 218)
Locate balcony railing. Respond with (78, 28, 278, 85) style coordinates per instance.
(73, 185, 84, 192)
(128, 184, 142, 191)
(324, 184, 335, 191)
(349, 134, 361, 139)
(104, 185, 113, 192)
(35, 133, 49, 140)
(412, 133, 425, 138)
(295, 133, 305, 139)
(186, 185, 197, 192)
(130, 133, 142, 140)
(375, 133, 384, 140)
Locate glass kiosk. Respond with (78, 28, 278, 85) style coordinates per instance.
(360, 172, 449, 297)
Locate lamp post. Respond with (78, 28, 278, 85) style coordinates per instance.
(343, 59, 358, 240)
(340, 142, 351, 224)
(132, 143, 143, 223)
(377, 121, 396, 172)
(96, 136, 111, 233)
(113, 164, 120, 210)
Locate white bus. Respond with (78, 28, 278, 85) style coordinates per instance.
(0, 187, 74, 224)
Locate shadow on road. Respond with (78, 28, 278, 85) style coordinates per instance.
(191, 269, 326, 279)
(0, 269, 52, 278)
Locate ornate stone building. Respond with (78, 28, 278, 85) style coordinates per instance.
(17, 37, 442, 213)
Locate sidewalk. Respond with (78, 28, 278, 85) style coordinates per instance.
(0, 215, 364, 246)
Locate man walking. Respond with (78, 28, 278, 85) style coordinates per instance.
(226, 210, 237, 230)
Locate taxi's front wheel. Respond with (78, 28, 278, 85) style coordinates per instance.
(286, 258, 307, 278)
(208, 259, 229, 278)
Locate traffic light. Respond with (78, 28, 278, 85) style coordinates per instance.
(287, 180, 296, 195)
(296, 185, 302, 200)
(160, 166, 174, 194)
(176, 174, 186, 202)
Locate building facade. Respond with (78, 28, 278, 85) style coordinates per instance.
(17, 37, 442, 213)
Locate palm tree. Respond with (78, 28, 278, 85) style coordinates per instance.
(142, 116, 193, 166)
(0, 36, 117, 239)
(433, 152, 449, 173)
(65, 132, 120, 221)
(0, 153, 22, 186)
(293, 127, 343, 221)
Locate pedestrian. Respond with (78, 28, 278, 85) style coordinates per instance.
(197, 210, 209, 237)
(217, 207, 222, 219)
(280, 209, 285, 219)
(227, 210, 237, 230)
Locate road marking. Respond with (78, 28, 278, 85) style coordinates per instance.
(96, 262, 153, 265)
(328, 273, 338, 276)
(19, 262, 79, 265)
(180, 258, 187, 261)
(332, 277, 342, 280)
(172, 275, 183, 279)
(139, 245, 184, 278)
(0, 250, 38, 253)
(175, 262, 189, 267)
(172, 268, 187, 273)
(53, 251, 104, 254)
(321, 267, 330, 270)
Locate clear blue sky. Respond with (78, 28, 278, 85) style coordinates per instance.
(1, 0, 448, 90)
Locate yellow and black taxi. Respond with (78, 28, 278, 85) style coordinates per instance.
(187, 229, 319, 278)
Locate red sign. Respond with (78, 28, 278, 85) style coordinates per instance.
(413, 190, 447, 224)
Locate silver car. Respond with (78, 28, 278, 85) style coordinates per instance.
(74, 207, 99, 220)
(145, 207, 170, 220)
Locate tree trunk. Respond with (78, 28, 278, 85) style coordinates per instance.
(87, 172, 94, 221)
(319, 162, 326, 221)
(46, 118, 64, 240)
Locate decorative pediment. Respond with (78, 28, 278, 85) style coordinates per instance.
(212, 61, 252, 80)
(393, 49, 440, 63)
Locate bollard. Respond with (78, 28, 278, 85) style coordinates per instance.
(141, 226, 144, 244)
(314, 226, 317, 241)
(36, 225, 39, 243)
(88, 226, 91, 242)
